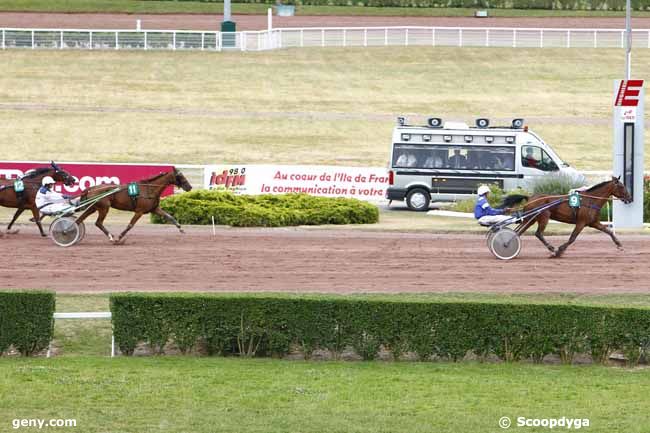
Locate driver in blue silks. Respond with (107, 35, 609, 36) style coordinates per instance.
(474, 185, 511, 226)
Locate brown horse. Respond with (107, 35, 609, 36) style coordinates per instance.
(75, 168, 192, 243)
(0, 162, 75, 236)
(501, 177, 632, 258)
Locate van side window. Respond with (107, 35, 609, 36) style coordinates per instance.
(393, 144, 515, 171)
(522, 146, 558, 172)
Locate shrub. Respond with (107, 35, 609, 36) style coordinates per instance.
(151, 191, 378, 227)
(110, 293, 650, 365)
(0, 291, 55, 356)
(531, 173, 586, 195)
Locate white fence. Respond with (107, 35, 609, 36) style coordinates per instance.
(1, 27, 650, 51)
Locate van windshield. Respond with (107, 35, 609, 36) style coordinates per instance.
(392, 144, 515, 171)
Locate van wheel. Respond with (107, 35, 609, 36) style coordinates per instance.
(406, 188, 430, 211)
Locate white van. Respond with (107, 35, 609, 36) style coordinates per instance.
(386, 117, 584, 211)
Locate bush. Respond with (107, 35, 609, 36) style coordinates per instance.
(531, 173, 586, 196)
(151, 191, 379, 227)
(0, 291, 55, 356)
(644, 177, 650, 223)
(110, 293, 650, 365)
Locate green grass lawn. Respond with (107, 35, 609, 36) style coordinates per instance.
(2, 0, 650, 16)
(0, 356, 649, 433)
(1, 48, 647, 170)
(1, 293, 648, 432)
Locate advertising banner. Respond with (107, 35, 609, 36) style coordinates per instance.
(205, 165, 389, 202)
(0, 161, 175, 196)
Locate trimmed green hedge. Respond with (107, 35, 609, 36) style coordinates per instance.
(110, 293, 650, 365)
(151, 191, 379, 227)
(0, 291, 55, 356)
(149, 0, 650, 10)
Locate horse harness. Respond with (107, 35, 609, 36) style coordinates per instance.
(568, 191, 603, 223)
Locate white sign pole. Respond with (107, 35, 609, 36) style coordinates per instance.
(613, 80, 645, 228)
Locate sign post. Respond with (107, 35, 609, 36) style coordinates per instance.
(612, 79, 644, 228)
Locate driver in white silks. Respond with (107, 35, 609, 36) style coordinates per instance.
(474, 184, 511, 226)
(35, 176, 79, 217)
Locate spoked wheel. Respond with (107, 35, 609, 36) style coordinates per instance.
(488, 228, 521, 260)
(49, 217, 80, 247)
(76, 221, 86, 244)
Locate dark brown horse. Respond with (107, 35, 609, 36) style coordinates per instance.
(501, 177, 632, 258)
(0, 162, 75, 236)
(75, 168, 192, 243)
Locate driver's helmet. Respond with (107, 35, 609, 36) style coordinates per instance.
(477, 185, 490, 196)
(41, 176, 56, 186)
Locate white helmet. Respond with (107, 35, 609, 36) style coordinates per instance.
(477, 185, 490, 196)
(41, 176, 55, 186)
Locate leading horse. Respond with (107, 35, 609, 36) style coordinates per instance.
(0, 162, 75, 236)
(501, 177, 632, 257)
(75, 168, 192, 243)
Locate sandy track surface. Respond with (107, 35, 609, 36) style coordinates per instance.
(1, 224, 649, 293)
(0, 12, 647, 31)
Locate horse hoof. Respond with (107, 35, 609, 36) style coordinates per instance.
(617, 246, 625, 252)
(40, 233, 48, 238)
(5, 228, 19, 235)
(179, 229, 185, 234)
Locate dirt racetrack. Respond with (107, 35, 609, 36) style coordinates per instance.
(1, 224, 649, 293)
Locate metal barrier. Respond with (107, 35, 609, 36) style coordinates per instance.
(2, 27, 649, 51)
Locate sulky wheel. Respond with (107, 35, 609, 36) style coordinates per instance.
(49, 217, 80, 247)
(486, 227, 498, 248)
(489, 228, 521, 260)
(76, 221, 86, 244)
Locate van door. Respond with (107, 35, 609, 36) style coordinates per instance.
(519, 145, 560, 188)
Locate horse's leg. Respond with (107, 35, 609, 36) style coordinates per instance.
(534, 212, 556, 254)
(116, 212, 144, 243)
(553, 223, 587, 258)
(29, 207, 47, 237)
(6, 208, 25, 234)
(152, 207, 184, 234)
(77, 203, 114, 242)
(589, 221, 624, 251)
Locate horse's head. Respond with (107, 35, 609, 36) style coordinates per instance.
(173, 168, 192, 192)
(50, 162, 76, 187)
(612, 176, 632, 204)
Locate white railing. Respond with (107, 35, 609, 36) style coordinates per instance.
(1, 27, 650, 51)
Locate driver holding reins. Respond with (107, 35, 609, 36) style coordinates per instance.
(474, 185, 511, 225)
(35, 176, 79, 217)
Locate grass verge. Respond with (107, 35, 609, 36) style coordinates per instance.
(0, 356, 649, 433)
(1, 48, 649, 170)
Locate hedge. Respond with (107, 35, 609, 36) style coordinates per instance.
(151, 191, 379, 227)
(0, 291, 55, 356)
(110, 293, 650, 365)
(147, 0, 650, 10)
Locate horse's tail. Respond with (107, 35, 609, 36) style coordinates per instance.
(499, 194, 529, 209)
